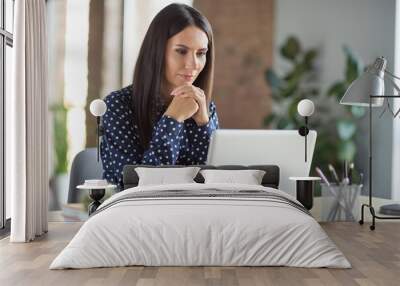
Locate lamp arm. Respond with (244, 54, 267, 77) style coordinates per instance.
(385, 69, 400, 94)
(385, 71, 400, 117)
(385, 68, 400, 81)
(385, 75, 400, 94)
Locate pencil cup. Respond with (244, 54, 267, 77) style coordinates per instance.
(320, 183, 362, 222)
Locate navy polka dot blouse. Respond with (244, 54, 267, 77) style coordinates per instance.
(100, 85, 219, 188)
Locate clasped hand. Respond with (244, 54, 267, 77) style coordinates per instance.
(164, 84, 210, 126)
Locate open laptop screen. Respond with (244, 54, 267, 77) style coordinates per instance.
(206, 129, 317, 196)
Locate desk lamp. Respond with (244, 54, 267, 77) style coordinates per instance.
(340, 56, 400, 230)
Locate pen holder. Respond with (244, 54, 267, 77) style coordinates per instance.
(320, 183, 362, 222)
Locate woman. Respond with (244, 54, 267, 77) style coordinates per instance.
(100, 3, 219, 188)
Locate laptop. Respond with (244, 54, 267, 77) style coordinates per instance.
(206, 129, 317, 196)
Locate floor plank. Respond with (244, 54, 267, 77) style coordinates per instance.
(0, 222, 399, 286)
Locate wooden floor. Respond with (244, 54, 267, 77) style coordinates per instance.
(0, 222, 399, 286)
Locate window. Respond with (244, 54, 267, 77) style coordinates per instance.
(0, 0, 13, 233)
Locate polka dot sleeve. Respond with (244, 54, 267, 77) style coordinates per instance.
(141, 115, 184, 165)
(100, 91, 139, 187)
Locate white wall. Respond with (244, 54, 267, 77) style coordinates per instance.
(275, 0, 396, 198)
(392, 0, 400, 201)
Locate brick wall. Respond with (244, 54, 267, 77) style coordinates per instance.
(193, 0, 274, 128)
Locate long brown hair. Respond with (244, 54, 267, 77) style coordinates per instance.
(132, 3, 215, 151)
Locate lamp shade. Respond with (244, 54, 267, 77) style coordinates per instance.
(340, 57, 386, 107)
(90, 99, 107, 117)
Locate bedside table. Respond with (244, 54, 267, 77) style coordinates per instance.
(289, 177, 321, 210)
(77, 184, 116, 215)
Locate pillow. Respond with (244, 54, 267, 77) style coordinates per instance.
(200, 169, 266, 185)
(135, 167, 201, 186)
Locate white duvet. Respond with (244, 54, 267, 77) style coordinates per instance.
(50, 183, 351, 269)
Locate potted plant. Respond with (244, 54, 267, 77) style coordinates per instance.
(49, 102, 69, 210)
(264, 36, 365, 182)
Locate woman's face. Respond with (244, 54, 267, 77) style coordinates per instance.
(163, 25, 209, 96)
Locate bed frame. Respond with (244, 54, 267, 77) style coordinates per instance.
(122, 165, 280, 190)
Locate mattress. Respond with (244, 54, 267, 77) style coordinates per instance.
(50, 183, 351, 269)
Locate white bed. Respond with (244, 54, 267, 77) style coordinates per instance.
(50, 183, 351, 269)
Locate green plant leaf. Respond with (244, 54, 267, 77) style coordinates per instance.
(303, 49, 318, 70)
(345, 57, 358, 84)
(265, 69, 281, 90)
(337, 120, 356, 140)
(313, 134, 339, 170)
(263, 114, 276, 127)
(281, 81, 298, 98)
(283, 62, 306, 82)
(281, 64, 308, 98)
(280, 36, 301, 61)
(351, 106, 366, 118)
(52, 104, 69, 174)
(343, 45, 362, 83)
(338, 140, 356, 161)
(277, 118, 295, 129)
(288, 98, 302, 121)
(327, 82, 346, 98)
(271, 89, 283, 101)
(310, 88, 319, 96)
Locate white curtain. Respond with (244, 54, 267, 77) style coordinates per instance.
(9, 0, 48, 242)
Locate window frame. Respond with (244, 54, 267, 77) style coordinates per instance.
(0, 0, 13, 233)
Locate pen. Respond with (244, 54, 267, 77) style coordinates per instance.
(328, 164, 340, 185)
(316, 167, 354, 220)
(343, 160, 349, 185)
(359, 172, 364, 185)
(348, 162, 354, 185)
(315, 167, 330, 186)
